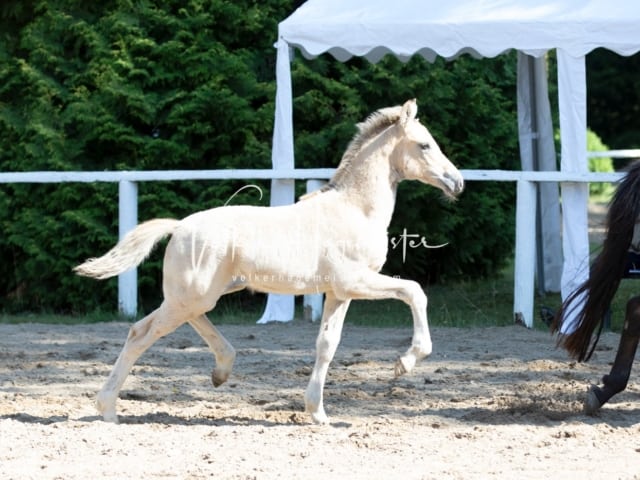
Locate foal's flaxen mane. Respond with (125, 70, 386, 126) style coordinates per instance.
(342, 106, 403, 166)
(307, 106, 403, 197)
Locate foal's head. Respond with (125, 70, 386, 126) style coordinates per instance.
(392, 99, 464, 199)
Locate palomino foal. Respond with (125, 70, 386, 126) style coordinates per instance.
(75, 99, 464, 424)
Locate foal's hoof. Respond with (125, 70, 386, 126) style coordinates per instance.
(394, 356, 414, 377)
(584, 385, 603, 415)
(308, 409, 330, 425)
(102, 412, 120, 424)
(211, 368, 229, 387)
(97, 404, 119, 424)
(394, 358, 407, 377)
(96, 397, 119, 423)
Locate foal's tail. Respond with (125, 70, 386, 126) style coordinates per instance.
(553, 161, 640, 361)
(74, 218, 180, 280)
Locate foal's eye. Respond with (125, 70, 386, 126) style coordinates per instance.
(420, 143, 431, 151)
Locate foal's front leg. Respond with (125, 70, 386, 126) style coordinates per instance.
(392, 280, 431, 377)
(585, 296, 640, 414)
(338, 270, 432, 376)
(305, 295, 351, 425)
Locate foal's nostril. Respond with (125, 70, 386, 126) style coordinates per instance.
(445, 172, 465, 194)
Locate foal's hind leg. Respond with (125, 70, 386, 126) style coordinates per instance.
(585, 296, 640, 414)
(305, 295, 351, 425)
(96, 302, 187, 423)
(188, 314, 236, 387)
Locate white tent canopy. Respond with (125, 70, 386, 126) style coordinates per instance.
(259, 0, 640, 326)
(277, 0, 640, 60)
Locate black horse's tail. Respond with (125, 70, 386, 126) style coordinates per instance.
(553, 161, 640, 361)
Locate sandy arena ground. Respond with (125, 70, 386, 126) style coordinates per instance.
(2, 320, 640, 479)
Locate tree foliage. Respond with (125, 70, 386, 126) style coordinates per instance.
(586, 128, 614, 197)
(587, 49, 640, 151)
(0, 0, 519, 313)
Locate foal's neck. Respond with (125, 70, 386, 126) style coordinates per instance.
(339, 144, 399, 228)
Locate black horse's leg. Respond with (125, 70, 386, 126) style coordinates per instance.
(585, 296, 640, 414)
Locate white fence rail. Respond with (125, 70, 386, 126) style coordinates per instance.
(0, 167, 627, 184)
(0, 169, 336, 183)
(1, 150, 638, 323)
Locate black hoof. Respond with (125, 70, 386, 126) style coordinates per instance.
(539, 306, 555, 327)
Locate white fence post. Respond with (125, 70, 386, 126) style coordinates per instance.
(513, 180, 537, 327)
(118, 180, 138, 317)
(303, 179, 326, 322)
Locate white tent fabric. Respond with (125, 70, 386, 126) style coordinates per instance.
(260, 0, 640, 326)
(277, 0, 640, 60)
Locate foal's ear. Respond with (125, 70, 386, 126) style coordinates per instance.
(399, 99, 418, 128)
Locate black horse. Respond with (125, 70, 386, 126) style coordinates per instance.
(553, 160, 640, 414)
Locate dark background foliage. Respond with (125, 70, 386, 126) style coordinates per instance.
(587, 49, 640, 155)
(0, 1, 636, 314)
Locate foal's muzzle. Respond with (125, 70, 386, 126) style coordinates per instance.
(442, 171, 465, 198)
